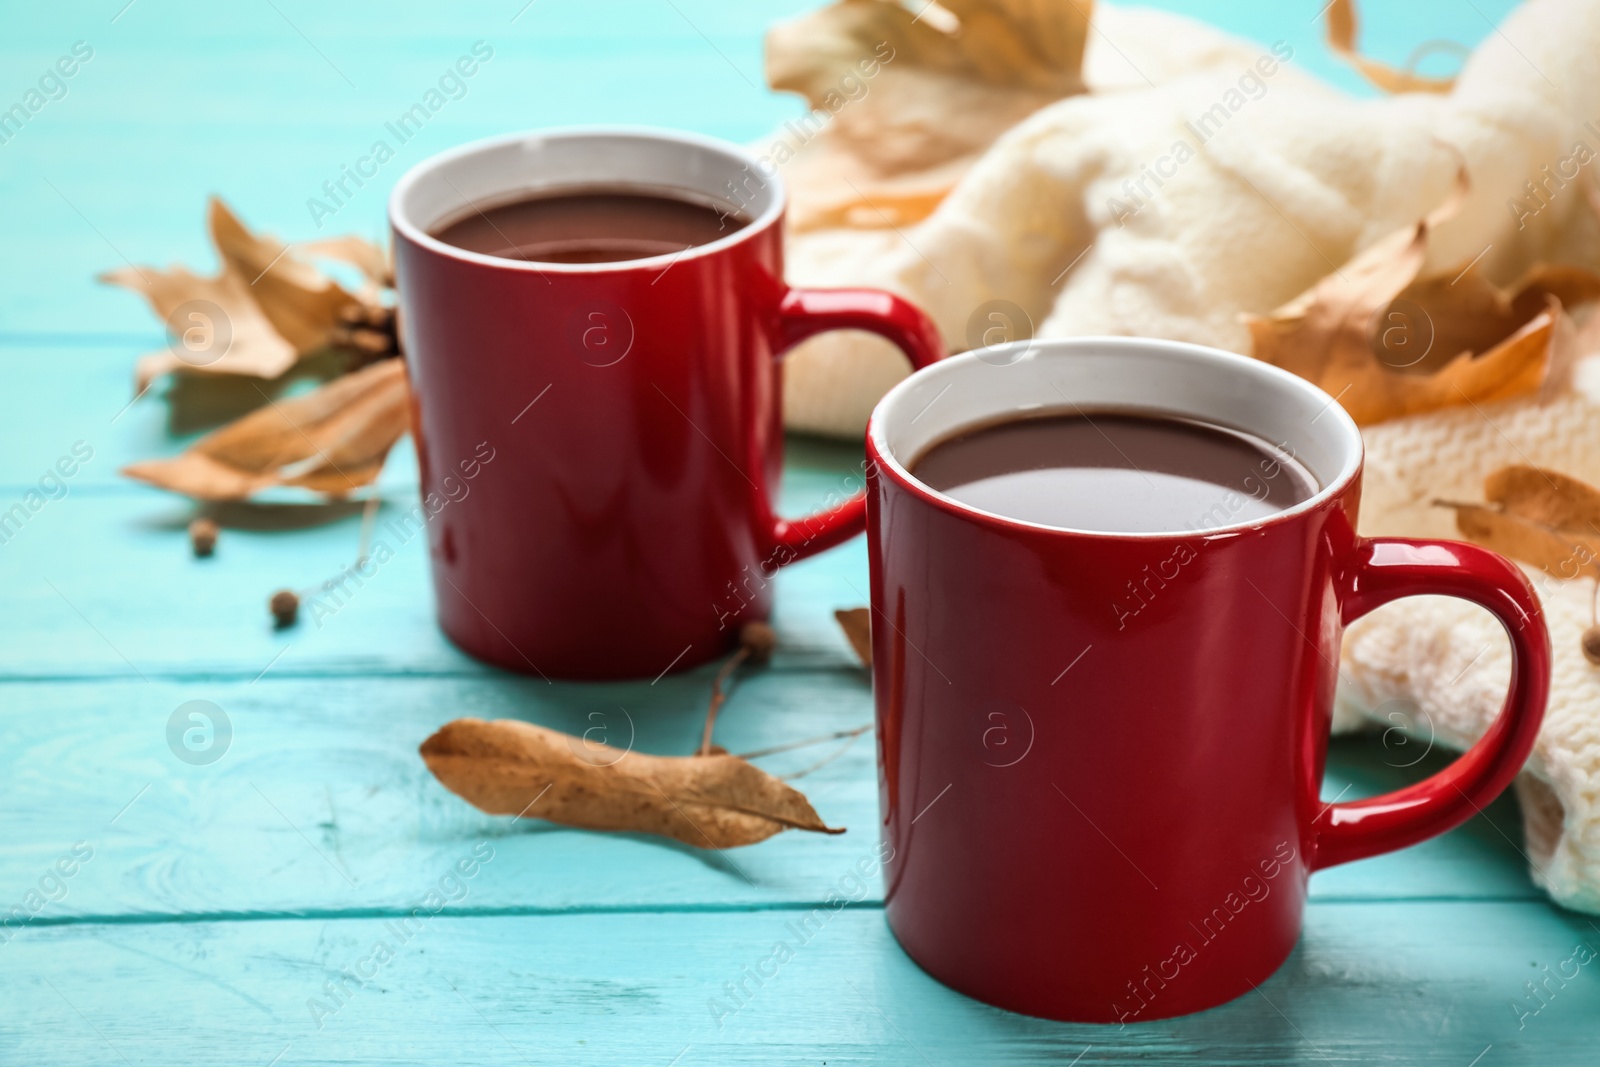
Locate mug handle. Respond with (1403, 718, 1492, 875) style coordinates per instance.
(764, 287, 945, 562)
(1311, 537, 1550, 870)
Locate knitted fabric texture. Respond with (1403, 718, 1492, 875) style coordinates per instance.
(1341, 359, 1600, 913)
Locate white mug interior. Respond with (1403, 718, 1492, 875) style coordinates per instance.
(868, 337, 1364, 538)
(388, 125, 786, 273)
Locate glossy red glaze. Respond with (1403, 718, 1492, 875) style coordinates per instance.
(864, 367, 1549, 1023)
(392, 131, 942, 680)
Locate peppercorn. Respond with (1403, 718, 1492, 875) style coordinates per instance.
(188, 518, 218, 557)
(740, 621, 778, 665)
(1583, 626, 1600, 667)
(270, 589, 300, 629)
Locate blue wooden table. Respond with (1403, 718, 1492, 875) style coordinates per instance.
(4, 1, 1593, 1063)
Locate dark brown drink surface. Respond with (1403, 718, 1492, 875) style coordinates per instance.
(910, 411, 1317, 533)
(430, 188, 746, 264)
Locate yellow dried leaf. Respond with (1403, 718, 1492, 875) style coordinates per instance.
(102, 198, 380, 392)
(1324, 0, 1456, 94)
(1440, 465, 1600, 579)
(834, 607, 872, 667)
(766, 0, 1091, 231)
(1244, 170, 1600, 425)
(121, 358, 410, 501)
(420, 717, 844, 849)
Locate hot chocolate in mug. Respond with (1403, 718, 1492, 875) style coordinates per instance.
(863, 337, 1550, 1022)
(391, 127, 942, 679)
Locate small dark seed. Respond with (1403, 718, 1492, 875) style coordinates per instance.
(270, 589, 300, 629)
(1583, 626, 1600, 667)
(188, 518, 218, 558)
(739, 621, 778, 665)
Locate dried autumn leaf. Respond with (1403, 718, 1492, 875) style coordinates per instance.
(765, 0, 1091, 232)
(1447, 506, 1600, 580)
(1324, 0, 1456, 95)
(209, 199, 360, 351)
(835, 607, 872, 667)
(121, 358, 410, 501)
(1244, 169, 1598, 425)
(1485, 466, 1600, 533)
(300, 235, 392, 293)
(420, 718, 844, 849)
(102, 198, 384, 391)
(1392, 263, 1600, 384)
(1439, 465, 1600, 579)
(105, 261, 301, 395)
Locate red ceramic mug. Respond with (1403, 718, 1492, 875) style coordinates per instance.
(390, 128, 942, 679)
(863, 337, 1549, 1022)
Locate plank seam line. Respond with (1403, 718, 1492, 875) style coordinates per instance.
(16, 902, 891, 930)
(5, 894, 1549, 931)
(0, 663, 864, 685)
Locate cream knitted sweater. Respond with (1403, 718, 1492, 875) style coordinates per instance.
(1344, 360, 1600, 914)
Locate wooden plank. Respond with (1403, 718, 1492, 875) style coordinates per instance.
(0, 341, 874, 673)
(0, 666, 1539, 918)
(2, 902, 1594, 1065)
(0, 669, 878, 919)
(0, 453, 874, 677)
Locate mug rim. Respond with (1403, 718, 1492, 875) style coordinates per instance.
(866, 336, 1365, 542)
(387, 124, 787, 274)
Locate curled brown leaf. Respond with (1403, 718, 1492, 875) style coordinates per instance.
(420, 717, 844, 849)
(1324, 0, 1457, 95)
(1484, 466, 1600, 535)
(300, 235, 394, 293)
(102, 198, 387, 392)
(835, 607, 872, 667)
(765, 0, 1091, 232)
(1439, 465, 1600, 579)
(1245, 169, 1600, 425)
(121, 358, 409, 501)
